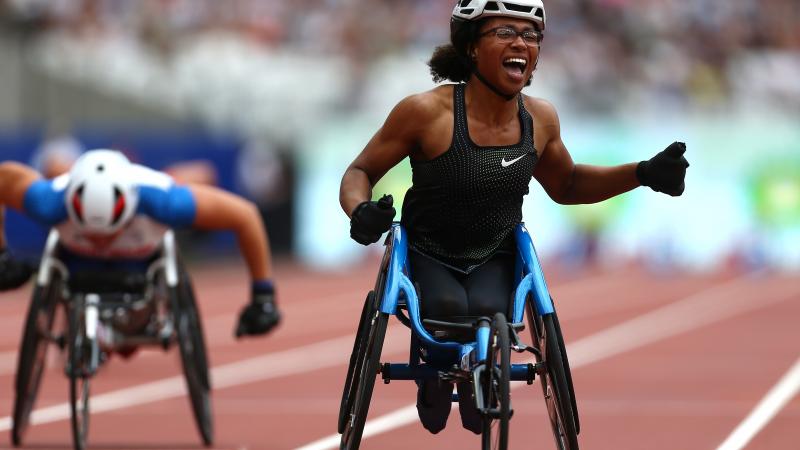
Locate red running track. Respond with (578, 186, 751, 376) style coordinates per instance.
(0, 257, 797, 450)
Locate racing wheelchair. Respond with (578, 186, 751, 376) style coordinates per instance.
(11, 229, 212, 450)
(339, 223, 580, 450)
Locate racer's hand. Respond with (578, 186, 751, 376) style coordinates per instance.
(350, 194, 395, 245)
(637, 142, 690, 196)
(235, 285, 281, 338)
(0, 248, 34, 291)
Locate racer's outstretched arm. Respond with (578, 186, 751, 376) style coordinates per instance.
(0, 161, 41, 211)
(531, 99, 687, 204)
(187, 183, 272, 281)
(0, 162, 43, 290)
(186, 183, 280, 337)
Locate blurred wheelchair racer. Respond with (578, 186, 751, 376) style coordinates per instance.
(0, 149, 281, 339)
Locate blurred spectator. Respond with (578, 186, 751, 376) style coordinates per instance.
(236, 137, 295, 256)
(30, 133, 84, 178)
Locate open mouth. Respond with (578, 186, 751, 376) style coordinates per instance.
(502, 57, 528, 81)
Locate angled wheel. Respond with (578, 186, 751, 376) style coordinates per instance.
(171, 271, 213, 446)
(68, 300, 93, 450)
(339, 298, 389, 450)
(12, 275, 62, 446)
(338, 290, 377, 434)
(339, 239, 391, 437)
(526, 302, 579, 450)
(481, 313, 511, 450)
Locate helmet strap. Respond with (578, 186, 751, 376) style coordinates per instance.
(472, 69, 517, 101)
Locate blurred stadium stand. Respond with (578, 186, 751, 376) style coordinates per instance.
(0, 0, 798, 271)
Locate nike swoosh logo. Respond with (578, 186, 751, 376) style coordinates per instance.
(501, 154, 527, 167)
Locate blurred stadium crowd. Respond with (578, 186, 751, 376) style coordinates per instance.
(3, 0, 799, 120)
(1, 0, 798, 272)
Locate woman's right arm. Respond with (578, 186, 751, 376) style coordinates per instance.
(339, 93, 432, 217)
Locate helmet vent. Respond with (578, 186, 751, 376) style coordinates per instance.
(96, 164, 104, 172)
(534, 8, 544, 19)
(485, 1, 499, 11)
(461, 8, 474, 14)
(72, 185, 85, 223)
(111, 186, 126, 226)
(459, 0, 472, 7)
(504, 3, 534, 13)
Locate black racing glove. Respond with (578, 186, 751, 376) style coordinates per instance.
(350, 194, 396, 245)
(0, 248, 34, 291)
(636, 141, 690, 196)
(235, 282, 281, 338)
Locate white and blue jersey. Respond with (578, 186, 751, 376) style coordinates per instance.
(22, 165, 196, 259)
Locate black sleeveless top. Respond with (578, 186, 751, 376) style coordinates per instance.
(401, 83, 538, 273)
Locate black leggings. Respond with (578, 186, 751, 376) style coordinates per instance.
(409, 251, 515, 320)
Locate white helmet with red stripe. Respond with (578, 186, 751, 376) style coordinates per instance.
(452, 0, 546, 30)
(65, 150, 139, 234)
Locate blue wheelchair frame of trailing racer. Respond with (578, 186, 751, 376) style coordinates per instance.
(338, 223, 580, 450)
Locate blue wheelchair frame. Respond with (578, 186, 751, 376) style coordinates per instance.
(378, 222, 553, 383)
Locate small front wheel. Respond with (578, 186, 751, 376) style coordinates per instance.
(68, 300, 93, 450)
(481, 313, 511, 450)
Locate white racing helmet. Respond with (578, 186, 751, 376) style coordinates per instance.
(452, 0, 546, 30)
(65, 150, 139, 234)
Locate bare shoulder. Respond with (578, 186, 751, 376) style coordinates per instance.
(392, 85, 452, 121)
(522, 95, 559, 128)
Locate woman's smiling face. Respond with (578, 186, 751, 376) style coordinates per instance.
(472, 17, 541, 94)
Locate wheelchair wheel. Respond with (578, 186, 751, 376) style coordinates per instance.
(340, 303, 389, 450)
(12, 276, 62, 446)
(338, 290, 377, 434)
(68, 301, 92, 450)
(526, 303, 579, 450)
(171, 271, 213, 446)
(481, 313, 511, 450)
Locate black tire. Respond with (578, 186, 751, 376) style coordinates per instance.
(11, 276, 62, 447)
(339, 241, 391, 437)
(68, 301, 91, 450)
(481, 313, 511, 450)
(339, 306, 389, 450)
(526, 303, 579, 450)
(171, 271, 213, 446)
(338, 290, 377, 434)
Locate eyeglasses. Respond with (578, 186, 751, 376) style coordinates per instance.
(480, 26, 542, 47)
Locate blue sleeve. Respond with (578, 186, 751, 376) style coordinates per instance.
(22, 180, 68, 226)
(137, 185, 197, 228)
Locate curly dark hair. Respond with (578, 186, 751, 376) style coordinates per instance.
(428, 18, 484, 83)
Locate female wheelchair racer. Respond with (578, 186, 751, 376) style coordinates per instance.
(0, 150, 282, 448)
(340, 203, 579, 450)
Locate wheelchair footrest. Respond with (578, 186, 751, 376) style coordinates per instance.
(381, 363, 442, 383)
(380, 363, 536, 384)
(510, 363, 537, 384)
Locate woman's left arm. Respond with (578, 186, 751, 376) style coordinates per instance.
(532, 100, 647, 205)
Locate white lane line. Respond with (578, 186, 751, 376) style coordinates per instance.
(295, 272, 798, 450)
(717, 356, 800, 450)
(0, 323, 408, 432)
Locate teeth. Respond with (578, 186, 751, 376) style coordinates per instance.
(504, 57, 527, 66)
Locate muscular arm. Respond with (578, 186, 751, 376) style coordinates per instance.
(188, 184, 272, 280)
(532, 100, 639, 205)
(340, 93, 435, 217)
(0, 162, 42, 247)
